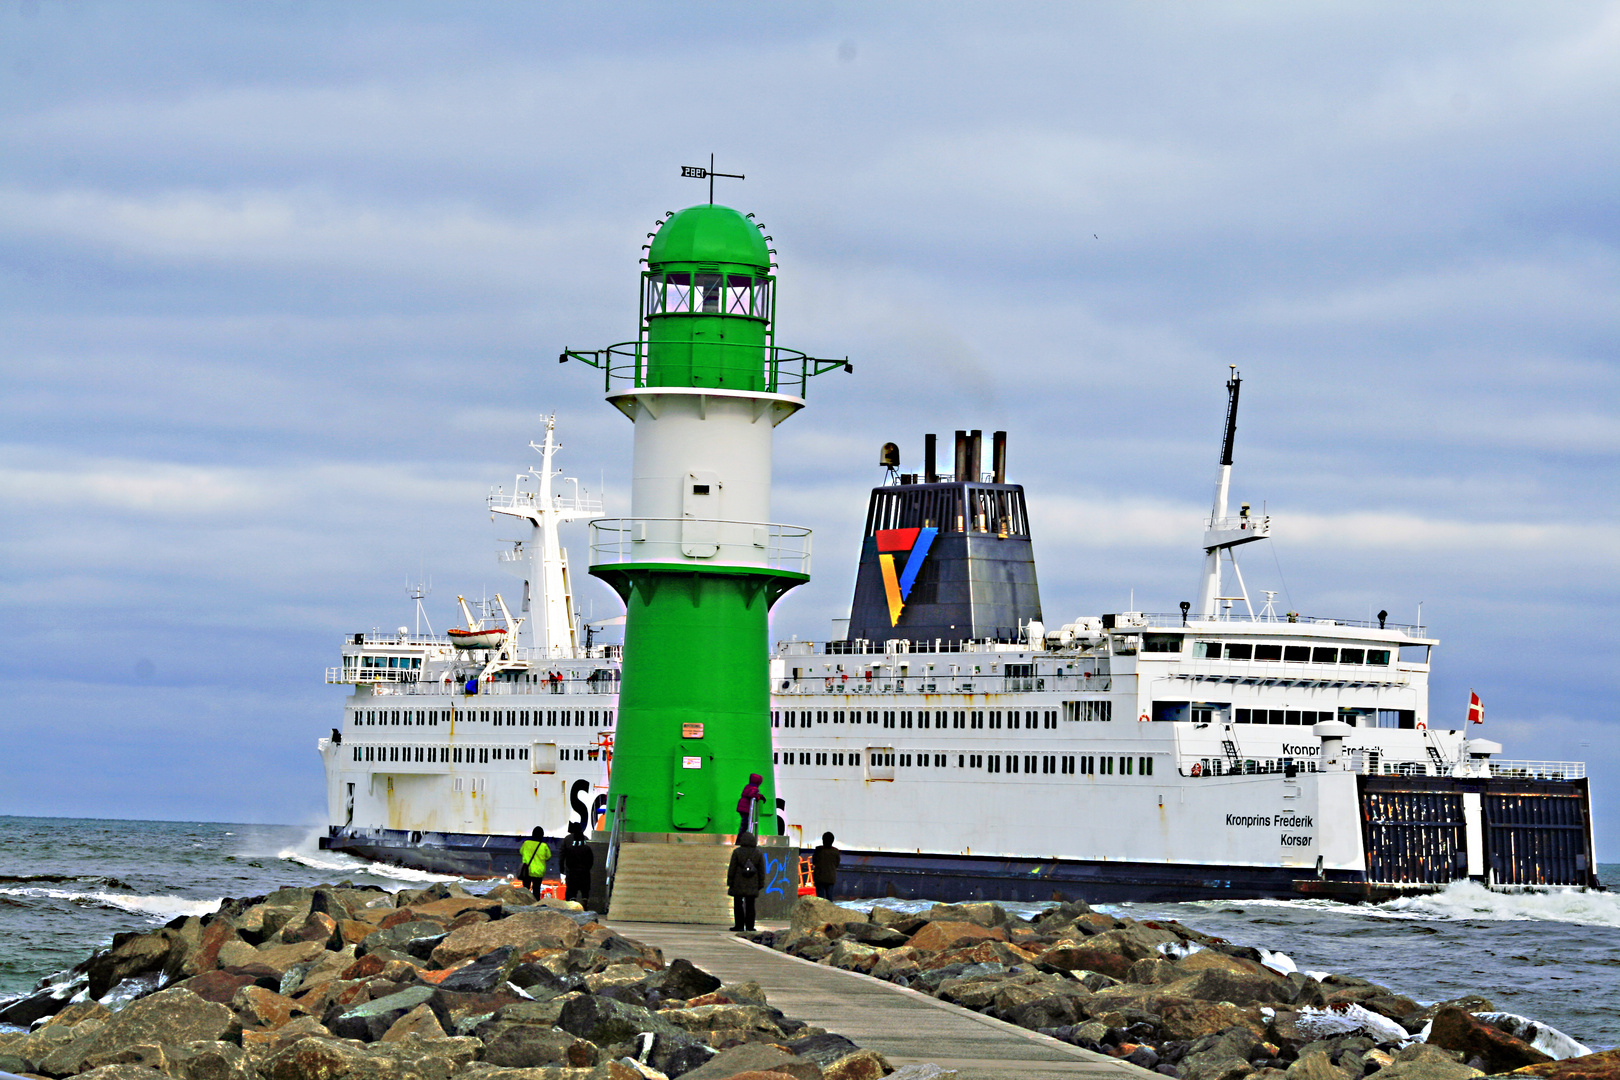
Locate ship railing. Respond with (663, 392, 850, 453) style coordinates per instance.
(1105, 612, 1427, 634)
(771, 674, 1111, 696)
(562, 340, 850, 399)
(327, 667, 420, 685)
(791, 638, 1040, 656)
(509, 645, 624, 662)
(353, 632, 449, 645)
(363, 675, 619, 697)
(487, 491, 604, 516)
(1178, 756, 1587, 782)
(589, 517, 811, 574)
(1486, 760, 1586, 780)
(1170, 660, 1410, 687)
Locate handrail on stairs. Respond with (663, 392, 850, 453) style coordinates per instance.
(602, 794, 628, 908)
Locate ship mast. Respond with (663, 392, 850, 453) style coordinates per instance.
(489, 414, 603, 658)
(1196, 367, 1270, 618)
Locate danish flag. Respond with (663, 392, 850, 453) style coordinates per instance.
(1467, 690, 1484, 725)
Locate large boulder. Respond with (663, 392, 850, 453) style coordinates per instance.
(1160, 951, 1295, 1008)
(843, 923, 909, 948)
(1376, 1043, 1483, 1080)
(329, 986, 439, 1042)
(787, 897, 867, 935)
(1427, 1007, 1553, 1074)
(480, 1024, 597, 1068)
(171, 971, 259, 1005)
(1505, 1049, 1620, 1080)
(260, 1036, 375, 1080)
(74, 989, 240, 1061)
(656, 958, 723, 1001)
(232, 986, 307, 1030)
(87, 929, 185, 998)
(380, 1004, 447, 1043)
(680, 1041, 823, 1080)
(223, 939, 327, 979)
(434, 947, 518, 994)
(429, 910, 582, 967)
(906, 922, 1008, 953)
(558, 995, 683, 1046)
(359, 921, 447, 958)
(922, 903, 1010, 928)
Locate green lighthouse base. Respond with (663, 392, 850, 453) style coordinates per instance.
(590, 563, 805, 839)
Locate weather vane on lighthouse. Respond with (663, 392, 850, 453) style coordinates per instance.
(680, 154, 744, 204)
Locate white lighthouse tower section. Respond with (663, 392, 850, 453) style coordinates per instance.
(600, 387, 807, 571)
(488, 414, 602, 658)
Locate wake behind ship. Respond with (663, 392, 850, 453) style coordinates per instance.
(319, 233, 1597, 906)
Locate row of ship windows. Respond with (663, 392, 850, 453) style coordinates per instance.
(350, 745, 600, 764)
(774, 750, 1154, 776)
(1172, 640, 1392, 665)
(351, 708, 614, 728)
(773, 709, 1060, 730)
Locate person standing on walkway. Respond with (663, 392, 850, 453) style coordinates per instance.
(736, 773, 764, 834)
(560, 821, 595, 908)
(518, 827, 551, 894)
(726, 831, 765, 932)
(812, 831, 840, 899)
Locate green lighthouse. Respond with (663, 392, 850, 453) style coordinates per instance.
(564, 201, 848, 851)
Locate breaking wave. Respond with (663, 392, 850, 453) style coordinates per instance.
(1377, 880, 1620, 928)
(257, 826, 465, 888)
(0, 886, 219, 921)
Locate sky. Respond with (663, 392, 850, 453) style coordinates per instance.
(1, 2, 1617, 850)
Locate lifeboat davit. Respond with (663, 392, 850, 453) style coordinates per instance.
(448, 627, 507, 650)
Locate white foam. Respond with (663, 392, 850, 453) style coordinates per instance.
(1156, 940, 1204, 960)
(1296, 1003, 1410, 1045)
(0, 886, 219, 921)
(1259, 948, 1297, 975)
(1377, 880, 1620, 927)
(1474, 1013, 1592, 1061)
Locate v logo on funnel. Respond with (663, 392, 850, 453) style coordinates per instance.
(874, 527, 938, 626)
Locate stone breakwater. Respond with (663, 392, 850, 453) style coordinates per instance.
(761, 897, 1620, 1080)
(0, 882, 916, 1080)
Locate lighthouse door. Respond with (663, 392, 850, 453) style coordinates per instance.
(671, 745, 714, 829)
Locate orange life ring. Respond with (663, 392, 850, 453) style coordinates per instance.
(1138, 713, 1151, 723)
(1191, 762, 1203, 776)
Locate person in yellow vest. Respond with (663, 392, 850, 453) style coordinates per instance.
(518, 827, 551, 894)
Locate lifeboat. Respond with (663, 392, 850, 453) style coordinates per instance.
(447, 627, 507, 650)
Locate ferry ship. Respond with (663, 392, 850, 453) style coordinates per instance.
(319, 380, 1599, 903)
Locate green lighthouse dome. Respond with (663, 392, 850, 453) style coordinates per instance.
(648, 204, 769, 270)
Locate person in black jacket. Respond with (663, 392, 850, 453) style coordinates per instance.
(560, 822, 595, 908)
(726, 831, 765, 932)
(811, 831, 840, 899)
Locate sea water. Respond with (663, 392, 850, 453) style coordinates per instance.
(1, 816, 1616, 1049)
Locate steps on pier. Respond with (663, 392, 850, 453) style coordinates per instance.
(607, 838, 735, 924)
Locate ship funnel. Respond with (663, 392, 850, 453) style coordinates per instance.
(992, 430, 1007, 484)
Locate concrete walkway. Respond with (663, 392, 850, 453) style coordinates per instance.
(606, 921, 1154, 1080)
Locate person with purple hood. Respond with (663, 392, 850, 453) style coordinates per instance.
(736, 773, 764, 834)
